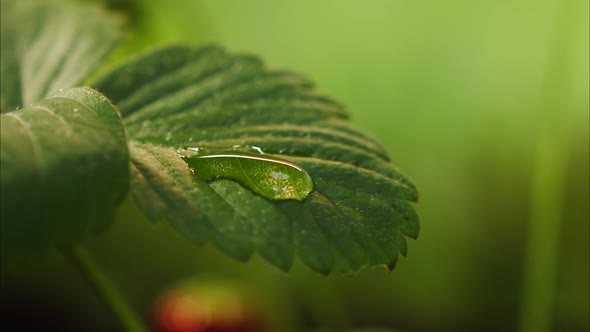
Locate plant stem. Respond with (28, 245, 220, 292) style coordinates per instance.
(519, 0, 582, 331)
(62, 246, 149, 332)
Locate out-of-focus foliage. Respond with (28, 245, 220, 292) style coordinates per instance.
(2, 0, 587, 332)
(0, 0, 122, 111)
(0, 88, 129, 263)
(0, 0, 128, 264)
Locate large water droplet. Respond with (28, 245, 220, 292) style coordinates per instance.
(180, 147, 313, 201)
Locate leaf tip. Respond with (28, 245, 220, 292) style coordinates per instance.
(387, 259, 398, 272)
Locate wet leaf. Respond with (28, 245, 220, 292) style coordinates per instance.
(93, 45, 419, 274)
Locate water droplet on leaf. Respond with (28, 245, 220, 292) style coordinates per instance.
(180, 147, 313, 201)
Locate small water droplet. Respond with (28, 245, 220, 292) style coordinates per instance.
(223, 145, 266, 155)
(177, 147, 201, 157)
(250, 146, 264, 154)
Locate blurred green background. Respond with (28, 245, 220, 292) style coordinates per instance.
(2, 0, 588, 331)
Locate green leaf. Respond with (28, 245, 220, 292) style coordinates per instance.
(0, 0, 123, 112)
(92, 44, 419, 274)
(0, 87, 129, 262)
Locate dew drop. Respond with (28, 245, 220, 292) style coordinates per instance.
(180, 147, 313, 201)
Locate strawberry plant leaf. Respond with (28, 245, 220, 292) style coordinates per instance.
(92, 45, 419, 274)
(0, 87, 129, 262)
(0, 0, 122, 112)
